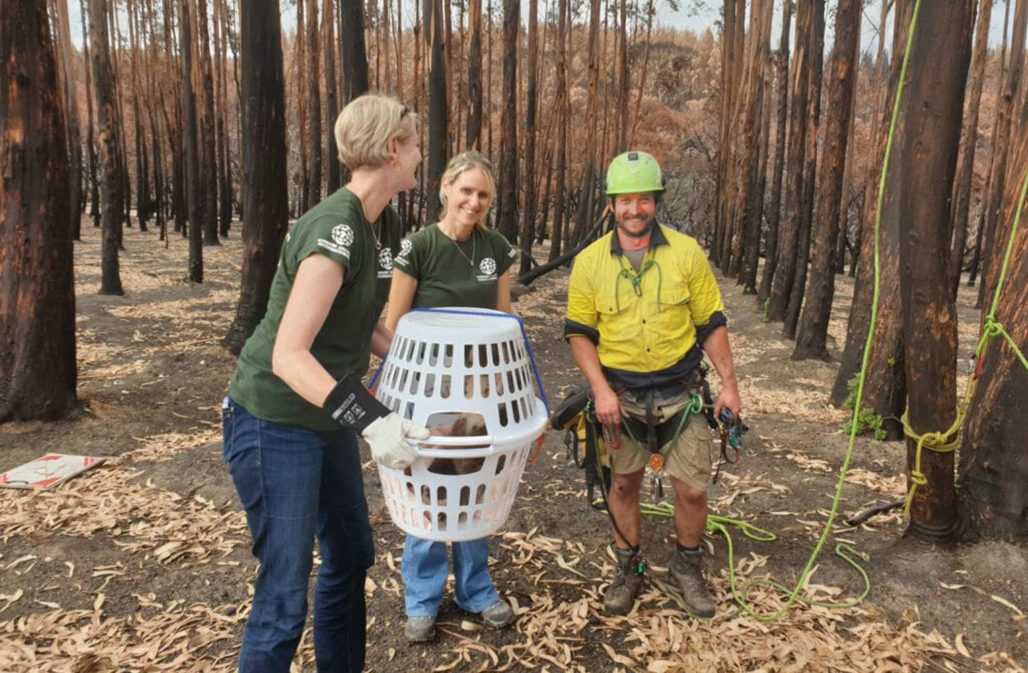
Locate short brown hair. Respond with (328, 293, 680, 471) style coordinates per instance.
(334, 93, 417, 170)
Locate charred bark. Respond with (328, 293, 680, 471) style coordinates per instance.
(306, 0, 321, 205)
(340, 0, 370, 101)
(497, 0, 519, 241)
(223, 0, 289, 354)
(949, 0, 993, 298)
(91, 0, 125, 294)
(783, 0, 824, 340)
(793, 0, 861, 360)
(959, 129, 1028, 539)
(0, 0, 78, 422)
(179, 0, 203, 280)
(520, 0, 539, 274)
(426, 0, 448, 223)
(766, 0, 811, 322)
(898, 0, 974, 539)
(757, 0, 792, 303)
(323, 0, 340, 193)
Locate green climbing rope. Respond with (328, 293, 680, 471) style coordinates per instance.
(900, 153, 1028, 516)
(686, 0, 926, 622)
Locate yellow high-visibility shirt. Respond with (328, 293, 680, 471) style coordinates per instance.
(564, 224, 725, 388)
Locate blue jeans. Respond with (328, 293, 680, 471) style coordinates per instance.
(402, 535, 499, 618)
(222, 398, 374, 673)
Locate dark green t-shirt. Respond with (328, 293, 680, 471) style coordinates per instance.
(228, 187, 402, 431)
(392, 224, 517, 309)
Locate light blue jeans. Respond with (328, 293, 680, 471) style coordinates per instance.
(402, 535, 499, 617)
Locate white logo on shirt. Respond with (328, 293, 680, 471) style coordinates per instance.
(332, 224, 354, 247)
(479, 257, 497, 276)
(400, 238, 413, 254)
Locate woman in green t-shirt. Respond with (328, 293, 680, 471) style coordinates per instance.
(223, 94, 430, 673)
(386, 151, 538, 643)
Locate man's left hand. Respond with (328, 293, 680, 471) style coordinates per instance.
(713, 385, 741, 421)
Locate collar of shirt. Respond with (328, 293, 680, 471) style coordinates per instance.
(610, 221, 669, 256)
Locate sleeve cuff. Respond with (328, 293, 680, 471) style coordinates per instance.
(696, 310, 727, 345)
(563, 319, 599, 345)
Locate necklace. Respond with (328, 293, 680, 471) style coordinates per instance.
(369, 219, 382, 250)
(444, 226, 476, 269)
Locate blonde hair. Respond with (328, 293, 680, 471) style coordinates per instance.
(439, 150, 497, 231)
(334, 93, 418, 170)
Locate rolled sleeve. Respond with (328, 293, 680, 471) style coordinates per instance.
(565, 257, 599, 342)
(695, 310, 727, 345)
(686, 244, 725, 328)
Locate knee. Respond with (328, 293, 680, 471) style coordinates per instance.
(610, 473, 642, 500)
(675, 483, 706, 508)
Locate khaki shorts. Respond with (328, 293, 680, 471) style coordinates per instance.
(607, 392, 713, 492)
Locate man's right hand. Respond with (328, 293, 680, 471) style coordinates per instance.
(593, 385, 621, 425)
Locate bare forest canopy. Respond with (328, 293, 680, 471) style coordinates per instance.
(2, 0, 1027, 538)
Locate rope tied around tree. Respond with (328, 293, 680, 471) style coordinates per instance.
(898, 160, 1028, 517)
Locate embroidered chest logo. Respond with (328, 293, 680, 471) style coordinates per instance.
(332, 224, 354, 246)
(475, 256, 498, 282)
(318, 224, 353, 259)
(377, 247, 394, 278)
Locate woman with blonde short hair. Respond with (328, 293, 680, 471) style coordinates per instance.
(386, 150, 541, 642)
(223, 93, 427, 673)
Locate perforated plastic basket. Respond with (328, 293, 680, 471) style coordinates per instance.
(375, 308, 548, 542)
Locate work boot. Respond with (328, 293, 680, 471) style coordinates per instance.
(481, 598, 515, 628)
(603, 546, 645, 616)
(670, 546, 716, 618)
(404, 615, 436, 643)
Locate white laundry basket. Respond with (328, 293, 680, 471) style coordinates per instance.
(374, 308, 548, 542)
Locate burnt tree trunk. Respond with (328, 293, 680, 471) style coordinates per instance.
(570, 0, 601, 247)
(466, 0, 483, 149)
(296, 0, 309, 213)
(0, 0, 78, 422)
(959, 127, 1028, 538)
(734, 0, 774, 291)
(80, 0, 101, 231)
(949, 0, 993, 297)
(340, 0, 370, 101)
(497, 0, 519, 241)
(793, 0, 861, 360)
(766, 0, 811, 321)
(979, 0, 1028, 308)
(783, 0, 825, 340)
(614, 0, 629, 153)
(548, 0, 569, 262)
(426, 0, 448, 223)
(90, 0, 125, 294)
(519, 0, 538, 274)
(898, 0, 974, 539)
(323, 0, 340, 193)
(179, 0, 203, 280)
(714, 0, 739, 268)
(306, 0, 321, 205)
(52, 0, 84, 241)
(757, 0, 792, 303)
(831, 0, 914, 434)
(224, 0, 289, 354)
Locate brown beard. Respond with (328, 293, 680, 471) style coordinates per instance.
(618, 217, 655, 239)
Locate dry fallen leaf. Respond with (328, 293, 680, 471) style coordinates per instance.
(954, 633, 971, 658)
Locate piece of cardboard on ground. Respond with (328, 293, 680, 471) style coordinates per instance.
(0, 453, 106, 490)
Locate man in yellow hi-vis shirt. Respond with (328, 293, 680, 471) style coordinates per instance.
(564, 151, 742, 618)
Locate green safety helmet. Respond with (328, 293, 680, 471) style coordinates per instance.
(605, 150, 664, 196)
